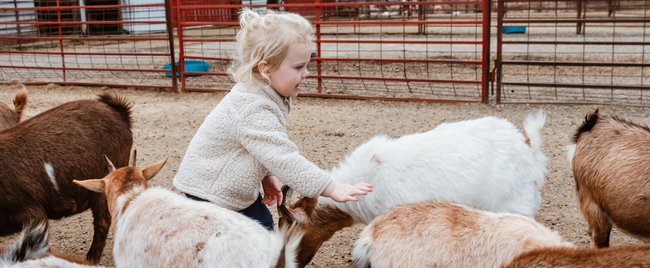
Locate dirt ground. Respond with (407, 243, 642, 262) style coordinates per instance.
(0, 84, 646, 267)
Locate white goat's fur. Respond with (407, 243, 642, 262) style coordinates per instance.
(321, 110, 547, 223)
(112, 186, 299, 267)
(351, 201, 572, 268)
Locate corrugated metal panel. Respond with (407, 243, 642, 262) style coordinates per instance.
(0, 0, 37, 36)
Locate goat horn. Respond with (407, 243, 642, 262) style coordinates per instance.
(104, 155, 116, 172)
(129, 149, 137, 167)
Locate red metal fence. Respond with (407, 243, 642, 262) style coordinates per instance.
(495, 0, 650, 105)
(2, 0, 650, 105)
(173, 0, 491, 103)
(1, 0, 490, 103)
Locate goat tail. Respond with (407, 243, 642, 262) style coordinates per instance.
(97, 92, 133, 129)
(273, 223, 304, 268)
(351, 231, 373, 268)
(12, 84, 28, 120)
(523, 110, 546, 151)
(0, 220, 49, 266)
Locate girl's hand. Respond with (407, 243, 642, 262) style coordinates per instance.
(322, 181, 374, 202)
(261, 175, 283, 206)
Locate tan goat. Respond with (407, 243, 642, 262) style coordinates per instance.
(0, 85, 27, 129)
(351, 201, 572, 268)
(567, 109, 650, 247)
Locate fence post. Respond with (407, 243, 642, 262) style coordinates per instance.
(315, 0, 322, 94)
(165, 0, 178, 92)
(481, 0, 491, 104)
(495, 0, 503, 104)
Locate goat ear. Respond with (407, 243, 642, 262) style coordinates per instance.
(129, 149, 137, 167)
(141, 158, 167, 181)
(73, 179, 105, 193)
(278, 185, 296, 223)
(103, 155, 116, 172)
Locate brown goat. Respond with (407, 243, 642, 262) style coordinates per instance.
(0, 92, 133, 264)
(504, 244, 650, 268)
(0, 85, 28, 129)
(568, 109, 650, 248)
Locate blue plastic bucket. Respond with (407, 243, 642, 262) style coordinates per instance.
(163, 60, 210, 77)
(502, 26, 527, 34)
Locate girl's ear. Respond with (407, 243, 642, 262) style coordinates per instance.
(257, 60, 269, 75)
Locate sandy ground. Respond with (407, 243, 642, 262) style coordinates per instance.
(0, 84, 647, 267)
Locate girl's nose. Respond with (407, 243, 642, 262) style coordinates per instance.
(303, 69, 309, 77)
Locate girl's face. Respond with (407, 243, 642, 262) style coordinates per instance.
(267, 42, 312, 98)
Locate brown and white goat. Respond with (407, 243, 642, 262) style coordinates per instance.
(74, 157, 303, 267)
(567, 109, 650, 248)
(0, 93, 133, 263)
(504, 244, 650, 268)
(350, 201, 572, 268)
(0, 85, 28, 129)
(278, 111, 548, 266)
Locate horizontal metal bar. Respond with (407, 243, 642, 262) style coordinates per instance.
(0, 20, 167, 25)
(314, 57, 482, 65)
(502, 61, 650, 68)
(317, 40, 482, 45)
(183, 55, 232, 61)
(0, 81, 172, 89)
(502, 41, 650, 46)
(179, 1, 482, 10)
(0, 65, 168, 73)
(297, 92, 482, 104)
(315, 75, 481, 84)
(502, 82, 650, 90)
(0, 3, 164, 12)
(180, 20, 482, 27)
(0, 51, 169, 57)
(503, 18, 650, 24)
(0, 36, 169, 41)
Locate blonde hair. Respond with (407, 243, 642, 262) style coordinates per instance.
(229, 9, 314, 85)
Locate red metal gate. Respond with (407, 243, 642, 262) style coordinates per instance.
(172, 0, 492, 103)
(495, 0, 650, 105)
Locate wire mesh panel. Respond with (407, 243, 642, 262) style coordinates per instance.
(495, 0, 650, 105)
(176, 0, 490, 103)
(0, 0, 174, 89)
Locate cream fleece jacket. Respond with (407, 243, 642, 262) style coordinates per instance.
(173, 82, 332, 211)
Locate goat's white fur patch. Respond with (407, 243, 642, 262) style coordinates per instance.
(43, 162, 58, 191)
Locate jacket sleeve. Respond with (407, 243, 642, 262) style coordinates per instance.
(236, 101, 332, 198)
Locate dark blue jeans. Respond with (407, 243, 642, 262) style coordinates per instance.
(185, 193, 274, 231)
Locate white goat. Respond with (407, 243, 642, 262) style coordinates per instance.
(74, 157, 302, 268)
(351, 201, 572, 268)
(278, 110, 548, 266)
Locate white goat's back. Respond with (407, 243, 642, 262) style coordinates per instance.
(352, 202, 571, 268)
(113, 187, 285, 268)
(327, 112, 547, 223)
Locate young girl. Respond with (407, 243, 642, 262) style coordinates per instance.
(173, 9, 373, 230)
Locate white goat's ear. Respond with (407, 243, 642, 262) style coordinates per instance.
(73, 179, 105, 193)
(141, 158, 167, 181)
(104, 155, 116, 172)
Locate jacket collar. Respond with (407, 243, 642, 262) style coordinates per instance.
(235, 82, 290, 116)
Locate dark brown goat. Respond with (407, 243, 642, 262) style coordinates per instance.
(0, 85, 28, 129)
(568, 109, 650, 248)
(0, 92, 133, 264)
